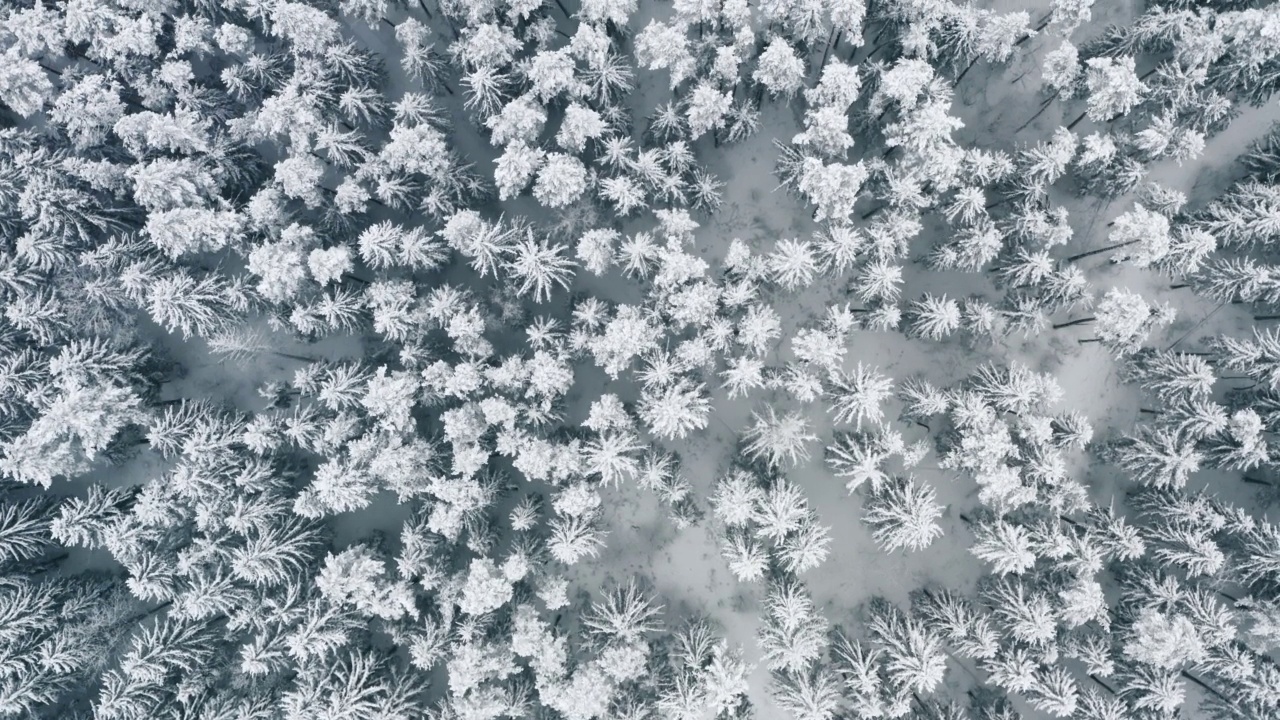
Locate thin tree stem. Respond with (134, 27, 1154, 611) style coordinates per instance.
(1052, 316, 1095, 329)
(1014, 93, 1059, 134)
(819, 29, 839, 68)
(853, 22, 890, 61)
(1066, 239, 1136, 263)
(1181, 671, 1231, 704)
(865, 40, 893, 62)
(1089, 675, 1117, 694)
(122, 600, 174, 626)
(1066, 110, 1089, 131)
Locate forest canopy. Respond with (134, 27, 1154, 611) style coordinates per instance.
(0, 0, 1278, 719)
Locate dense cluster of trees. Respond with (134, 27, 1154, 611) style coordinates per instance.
(0, 0, 1279, 719)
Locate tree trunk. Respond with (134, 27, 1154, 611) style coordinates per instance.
(865, 40, 893, 62)
(953, 56, 980, 85)
(1180, 671, 1232, 705)
(1066, 110, 1089, 131)
(273, 351, 317, 363)
(29, 552, 70, 574)
(122, 600, 174, 626)
(854, 21, 891, 62)
(1243, 475, 1275, 487)
(819, 29, 840, 68)
(1089, 675, 1117, 694)
(1052, 316, 1095, 329)
(1255, 314, 1280, 321)
(1170, 283, 1190, 289)
(381, 16, 396, 28)
(1066, 239, 1137, 263)
(1078, 338, 1103, 344)
(416, 0, 432, 17)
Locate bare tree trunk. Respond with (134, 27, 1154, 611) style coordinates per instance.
(1066, 239, 1137, 263)
(1052, 317, 1095, 329)
(852, 21, 891, 62)
(1066, 110, 1089, 131)
(1014, 93, 1059, 134)
(953, 56, 980, 85)
(1089, 675, 1117, 694)
(820, 30, 842, 69)
(1181, 671, 1231, 705)
(122, 600, 175, 626)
